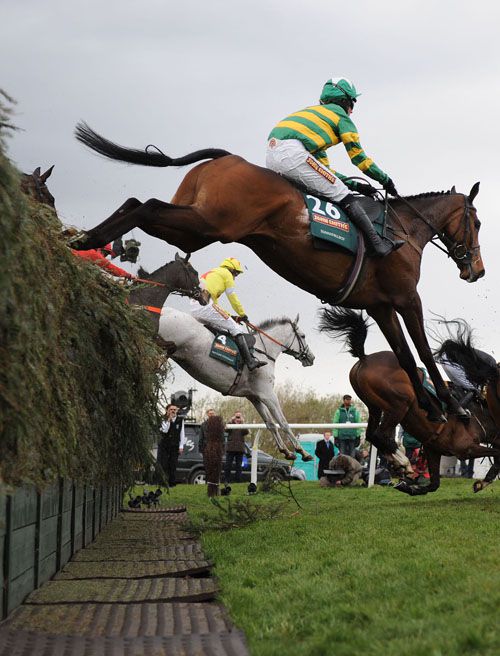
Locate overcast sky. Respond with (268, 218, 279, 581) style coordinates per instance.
(3, 0, 499, 403)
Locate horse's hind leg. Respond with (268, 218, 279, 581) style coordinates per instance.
(75, 198, 215, 253)
(72, 198, 143, 249)
(474, 454, 500, 493)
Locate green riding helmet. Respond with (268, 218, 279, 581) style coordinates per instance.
(320, 77, 361, 105)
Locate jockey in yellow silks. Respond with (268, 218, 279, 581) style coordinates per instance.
(190, 257, 266, 371)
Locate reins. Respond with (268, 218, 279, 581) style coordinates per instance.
(245, 320, 310, 364)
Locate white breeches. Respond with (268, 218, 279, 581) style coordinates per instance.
(266, 138, 350, 202)
(190, 300, 244, 337)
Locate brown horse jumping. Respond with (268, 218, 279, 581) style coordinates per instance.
(71, 123, 485, 421)
(319, 308, 500, 495)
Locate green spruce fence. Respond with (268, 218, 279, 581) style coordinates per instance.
(0, 480, 122, 618)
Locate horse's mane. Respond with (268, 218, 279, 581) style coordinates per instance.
(400, 190, 454, 201)
(257, 317, 292, 331)
(434, 318, 498, 387)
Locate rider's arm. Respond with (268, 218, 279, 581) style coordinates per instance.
(221, 269, 246, 317)
(338, 116, 389, 185)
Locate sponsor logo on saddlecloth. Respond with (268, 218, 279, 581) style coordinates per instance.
(312, 214, 350, 231)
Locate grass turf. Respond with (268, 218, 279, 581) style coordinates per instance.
(149, 479, 500, 656)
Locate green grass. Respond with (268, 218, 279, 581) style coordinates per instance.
(149, 480, 500, 656)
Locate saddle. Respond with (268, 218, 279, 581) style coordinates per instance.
(303, 192, 389, 254)
(207, 327, 256, 371)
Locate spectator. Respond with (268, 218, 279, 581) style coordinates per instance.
(332, 395, 362, 456)
(204, 415, 226, 497)
(224, 411, 249, 483)
(314, 431, 337, 479)
(199, 408, 216, 455)
(354, 448, 369, 467)
(400, 428, 421, 461)
(320, 453, 363, 487)
(158, 404, 186, 487)
(460, 458, 475, 479)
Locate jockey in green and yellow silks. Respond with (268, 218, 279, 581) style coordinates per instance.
(267, 76, 404, 258)
(190, 257, 266, 371)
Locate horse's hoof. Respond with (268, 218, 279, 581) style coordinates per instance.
(67, 231, 89, 250)
(473, 481, 485, 493)
(394, 480, 413, 495)
(300, 453, 314, 462)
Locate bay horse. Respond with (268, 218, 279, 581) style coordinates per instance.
(319, 307, 500, 495)
(70, 123, 485, 422)
(435, 320, 500, 492)
(130, 260, 315, 460)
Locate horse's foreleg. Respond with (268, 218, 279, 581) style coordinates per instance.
(422, 447, 441, 493)
(474, 454, 500, 493)
(368, 305, 445, 423)
(248, 397, 295, 461)
(259, 393, 313, 462)
(399, 300, 467, 418)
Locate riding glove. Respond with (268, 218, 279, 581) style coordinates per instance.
(384, 178, 399, 197)
(355, 182, 378, 197)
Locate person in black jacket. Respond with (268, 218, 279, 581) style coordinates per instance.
(158, 404, 186, 487)
(315, 431, 336, 479)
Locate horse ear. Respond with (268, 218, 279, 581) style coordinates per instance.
(450, 185, 456, 193)
(175, 252, 181, 261)
(294, 313, 300, 325)
(40, 165, 54, 183)
(468, 182, 480, 204)
(33, 167, 41, 177)
(183, 252, 191, 262)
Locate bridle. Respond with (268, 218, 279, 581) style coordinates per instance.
(392, 193, 480, 266)
(248, 320, 311, 364)
(137, 262, 204, 301)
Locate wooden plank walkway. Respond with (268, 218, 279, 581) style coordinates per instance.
(0, 507, 249, 655)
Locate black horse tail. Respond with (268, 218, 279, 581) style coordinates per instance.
(318, 307, 371, 359)
(434, 318, 498, 388)
(75, 122, 231, 168)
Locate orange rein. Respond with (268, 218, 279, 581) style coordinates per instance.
(245, 320, 288, 349)
(133, 277, 167, 287)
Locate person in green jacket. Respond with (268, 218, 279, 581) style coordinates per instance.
(332, 395, 362, 457)
(266, 76, 403, 257)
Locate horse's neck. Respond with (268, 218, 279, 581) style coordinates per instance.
(128, 276, 170, 309)
(257, 323, 291, 359)
(395, 194, 461, 246)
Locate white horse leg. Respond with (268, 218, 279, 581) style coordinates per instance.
(259, 393, 313, 462)
(248, 397, 296, 460)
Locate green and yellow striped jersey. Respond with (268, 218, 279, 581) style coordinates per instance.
(268, 103, 389, 186)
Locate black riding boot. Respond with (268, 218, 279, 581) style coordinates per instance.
(340, 194, 404, 257)
(235, 335, 267, 371)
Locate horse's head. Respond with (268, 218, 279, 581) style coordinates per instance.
(151, 252, 203, 300)
(441, 183, 484, 283)
(20, 166, 55, 208)
(287, 314, 315, 367)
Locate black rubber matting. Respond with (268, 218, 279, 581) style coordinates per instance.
(0, 630, 249, 656)
(2, 602, 234, 637)
(72, 542, 204, 562)
(55, 559, 213, 580)
(26, 577, 219, 605)
(122, 505, 187, 513)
